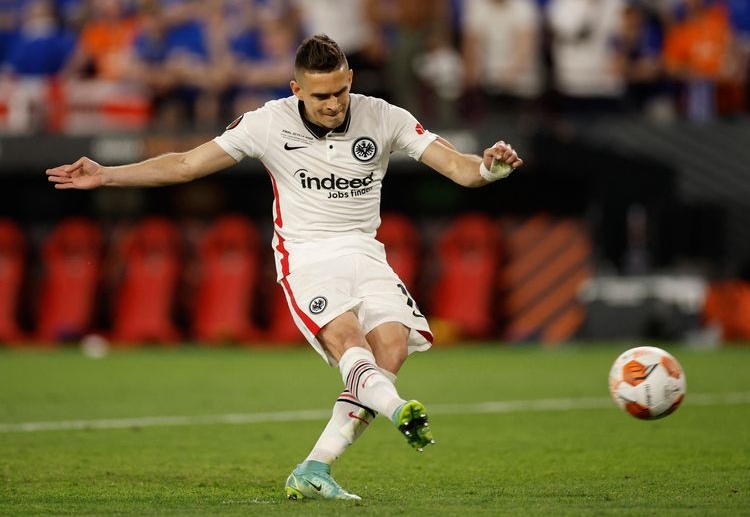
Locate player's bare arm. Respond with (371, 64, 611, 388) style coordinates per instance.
(420, 138, 523, 188)
(46, 140, 237, 190)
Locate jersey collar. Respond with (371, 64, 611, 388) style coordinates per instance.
(297, 100, 351, 139)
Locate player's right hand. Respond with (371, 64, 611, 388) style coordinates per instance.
(46, 157, 104, 190)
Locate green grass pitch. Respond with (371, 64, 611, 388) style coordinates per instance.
(1, 343, 748, 516)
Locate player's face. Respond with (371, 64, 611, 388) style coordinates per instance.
(291, 67, 352, 129)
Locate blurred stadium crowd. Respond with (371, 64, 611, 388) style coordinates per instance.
(0, 0, 748, 133)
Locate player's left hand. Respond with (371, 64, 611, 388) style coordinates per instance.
(483, 141, 523, 171)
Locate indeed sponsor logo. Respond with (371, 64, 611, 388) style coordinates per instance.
(297, 170, 374, 191)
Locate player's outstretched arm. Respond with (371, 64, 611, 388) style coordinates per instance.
(46, 141, 237, 190)
(420, 137, 523, 188)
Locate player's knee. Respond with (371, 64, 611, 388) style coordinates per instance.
(372, 342, 408, 374)
(367, 322, 409, 372)
(319, 312, 369, 356)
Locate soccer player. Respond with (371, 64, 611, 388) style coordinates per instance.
(46, 34, 523, 501)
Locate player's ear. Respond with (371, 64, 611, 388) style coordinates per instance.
(290, 80, 302, 99)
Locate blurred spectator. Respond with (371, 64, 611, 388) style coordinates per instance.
(159, 0, 230, 128)
(381, 0, 454, 124)
(612, 2, 675, 120)
(412, 29, 465, 125)
(55, 0, 86, 32)
(0, 1, 20, 65)
(0, 0, 75, 133)
(229, 12, 297, 114)
(546, 0, 627, 118)
(727, 0, 750, 54)
(662, 0, 738, 121)
(126, 1, 182, 128)
(2, 0, 75, 77)
(293, 0, 389, 100)
(725, 0, 750, 113)
(225, 0, 299, 98)
(461, 0, 544, 120)
(63, 0, 137, 80)
(127, 0, 235, 130)
(447, 0, 465, 45)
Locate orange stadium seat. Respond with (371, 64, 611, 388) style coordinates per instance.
(377, 213, 421, 289)
(703, 280, 750, 341)
(428, 214, 501, 341)
(110, 217, 182, 345)
(0, 219, 27, 344)
(191, 215, 263, 344)
(35, 217, 103, 343)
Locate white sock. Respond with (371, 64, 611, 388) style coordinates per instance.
(338, 347, 405, 419)
(305, 391, 376, 464)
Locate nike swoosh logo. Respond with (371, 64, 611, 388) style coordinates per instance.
(635, 364, 659, 381)
(361, 372, 377, 389)
(284, 143, 307, 150)
(348, 411, 369, 424)
(305, 480, 322, 491)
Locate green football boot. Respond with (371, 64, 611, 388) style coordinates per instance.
(284, 460, 361, 501)
(393, 400, 435, 452)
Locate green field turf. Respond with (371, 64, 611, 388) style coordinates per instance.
(1, 343, 748, 516)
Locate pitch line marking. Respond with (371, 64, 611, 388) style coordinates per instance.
(1, 392, 749, 434)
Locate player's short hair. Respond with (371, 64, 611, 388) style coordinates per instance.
(294, 34, 348, 74)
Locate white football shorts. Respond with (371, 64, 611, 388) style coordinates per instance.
(278, 253, 433, 366)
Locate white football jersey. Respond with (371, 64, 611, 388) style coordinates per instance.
(214, 94, 437, 280)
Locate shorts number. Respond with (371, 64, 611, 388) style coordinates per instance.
(397, 283, 425, 319)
